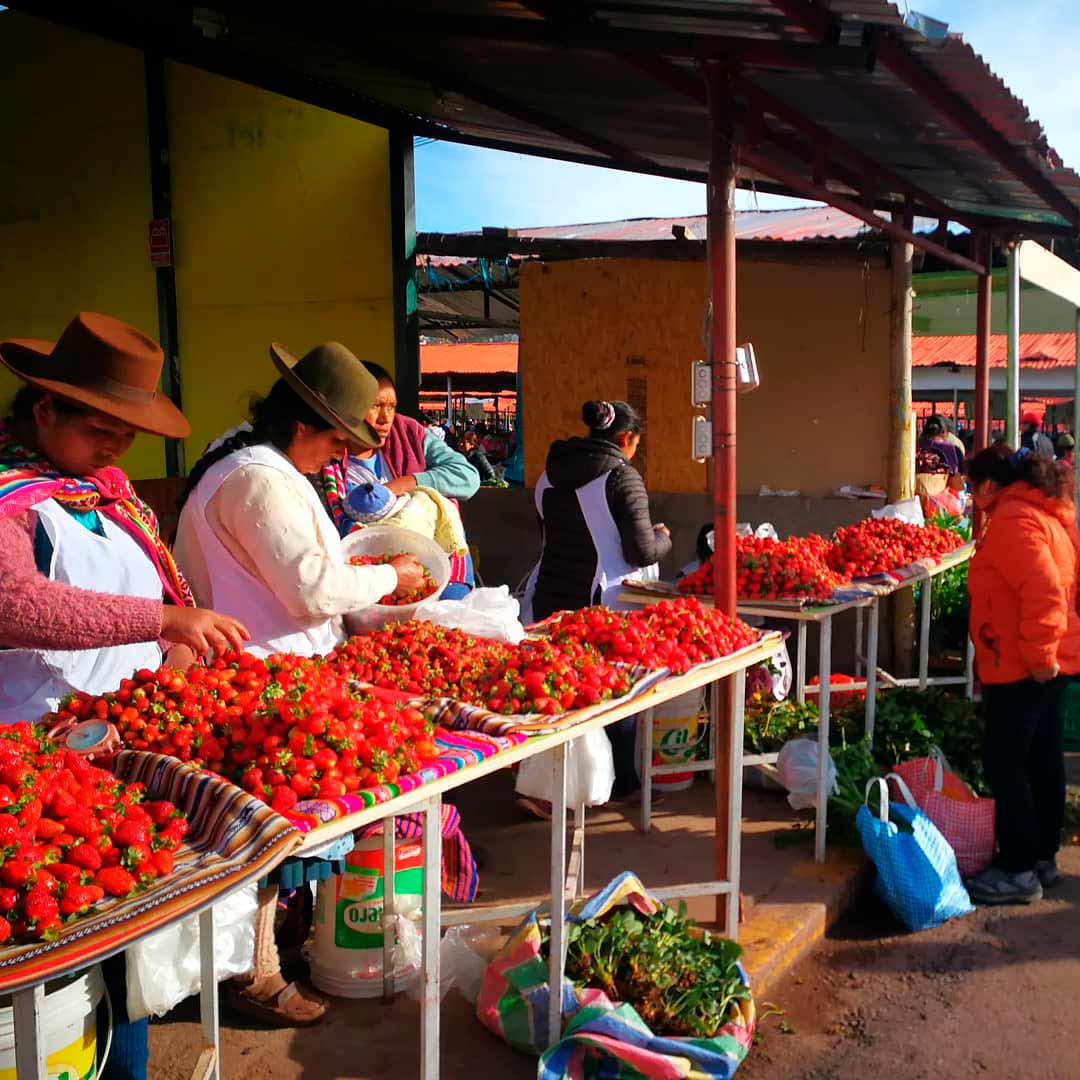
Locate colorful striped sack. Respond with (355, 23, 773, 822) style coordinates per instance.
(477, 872, 754, 1078)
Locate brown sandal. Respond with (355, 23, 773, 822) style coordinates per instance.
(226, 980, 327, 1028)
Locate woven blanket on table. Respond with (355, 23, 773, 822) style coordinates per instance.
(847, 541, 975, 591)
(283, 728, 525, 835)
(423, 666, 666, 737)
(0, 752, 301, 995)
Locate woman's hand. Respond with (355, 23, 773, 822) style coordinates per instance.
(162, 606, 250, 657)
(389, 554, 425, 596)
(386, 475, 418, 496)
(654, 523, 671, 537)
(165, 644, 197, 671)
(1032, 663, 1060, 683)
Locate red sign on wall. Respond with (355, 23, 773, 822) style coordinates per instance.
(148, 219, 172, 268)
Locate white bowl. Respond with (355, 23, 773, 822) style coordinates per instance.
(341, 525, 452, 633)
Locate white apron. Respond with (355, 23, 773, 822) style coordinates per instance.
(0, 499, 163, 726)
(521, 468, 658, 623)
(180, 444, 343, 659)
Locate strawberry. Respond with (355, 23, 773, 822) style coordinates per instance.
(49, 864, 81, 884)
(144, 800, 177, 826)
(0, 888, 17, 913)
(69, 843, 102, 872)
(0, 918, 10, 944)
(35, 818, 65, 841)
(0, 859, 34, 890)
(59, 884, 97, 916)
(150, 849, 174, 877)
(270, 786, 298, 814)
(95, 866, 136, 897)
(23, 886, 58, 924)
(112, 819, 151, 849)
(0, 816, 20, 846)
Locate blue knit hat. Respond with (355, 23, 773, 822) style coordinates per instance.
(346, 480, 405, 523)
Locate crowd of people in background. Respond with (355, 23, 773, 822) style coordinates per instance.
(425, 417, 515, 486)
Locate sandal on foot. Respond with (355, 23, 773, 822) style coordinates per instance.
(226, 980, 327, 1028)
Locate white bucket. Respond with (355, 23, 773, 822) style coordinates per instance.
(310, 834, 424, 998)
(341, 526, 452, 633)
(0, 966, 106, 1080)
(649, 690, 707, 792)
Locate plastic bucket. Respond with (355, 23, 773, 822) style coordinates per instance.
(310, 834, 424, 998)
(650, 690, 706, 792)
(0, 966, 105, 1080)
(341, 526, 452, 633)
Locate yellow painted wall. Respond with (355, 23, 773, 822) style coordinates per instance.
(0, 15, 163, 478)
(166, 64, 394, 459)
(520, 257, 892, 496)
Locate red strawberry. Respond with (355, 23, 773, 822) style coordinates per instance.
(49, 789, 78, 818)
(0, 888, 17, 913)
(69, 843, 102, 872)
(59, 885, 96, 916)
(0, 816, 20, 845)
(95, 866, 136, 897)
(0, 918, 10, 944)
(0, 786, 15, 810)
(35, 818, 65, 841)
(270, 786, 298, 814)
(150, 849, 174, 877)
(144, 800, 177, 826)
(159, 818, 189, 846)
(49, 864, 81, 884)
(112, 819, 151, 849)
(23, 886, 58, 924)
(0, 859, 34, 889)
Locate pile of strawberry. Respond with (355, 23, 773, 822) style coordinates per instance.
(328, 623, 634, 715)
(0, 723, 188, 945)
(826, 518, 963, 579)
(349, 552, 439, 605)
(50, 652, 446, 813)
(681, 536, 848, 601)
(543, 598, 759, 675)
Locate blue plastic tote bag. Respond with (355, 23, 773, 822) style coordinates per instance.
(856, 778, 974, 931)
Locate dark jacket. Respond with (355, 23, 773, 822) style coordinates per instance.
(530, 437, 671, 620)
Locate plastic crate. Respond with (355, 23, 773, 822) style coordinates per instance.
(1064, 681, 1080, 751)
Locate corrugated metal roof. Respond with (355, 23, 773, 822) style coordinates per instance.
(29, 1, 1080, 234)
(912, 332, 1076, 370)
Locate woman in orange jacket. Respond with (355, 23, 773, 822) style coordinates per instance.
(966, 444, 1080, 904)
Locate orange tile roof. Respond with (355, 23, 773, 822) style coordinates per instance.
(913, 332, 1075, 369)
(420, 342, 518, 376)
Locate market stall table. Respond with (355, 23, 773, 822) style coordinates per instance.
(7, 752, 303, 1080)
(288, 632, 780, 1080)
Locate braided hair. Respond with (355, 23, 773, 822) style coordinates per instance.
(177, 378, 332, 511)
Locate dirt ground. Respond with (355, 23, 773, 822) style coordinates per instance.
(744, 844, 1080, 1080)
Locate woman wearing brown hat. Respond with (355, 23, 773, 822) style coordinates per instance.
(0, 312, 249, 719)
(0, 312, 251, 1080)
(175, 340, 424, 1027)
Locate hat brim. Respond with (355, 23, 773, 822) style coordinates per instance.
(0, 339, 191, 440)
(269, 343, 381, 449)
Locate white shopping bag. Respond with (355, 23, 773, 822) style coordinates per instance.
(515, 731, 615, 808)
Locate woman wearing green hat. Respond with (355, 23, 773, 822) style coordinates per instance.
(175, 340, 424, 1026)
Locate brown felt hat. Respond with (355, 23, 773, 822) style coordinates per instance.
(0, 312, 190, 439)
(269, 341, 381, 448)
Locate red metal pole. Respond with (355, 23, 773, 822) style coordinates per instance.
(707, 65, 738, 932)
(974, 235, 992, 452)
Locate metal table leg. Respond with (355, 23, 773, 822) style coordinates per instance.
(865, 600, 880, 742)
(725, 669, 747, 938)
(383, 815, 397, 1004)
(854, 607, 865, 677)
(547, 742, 569, 1051)
(567, 803, 586, 899)
(795, 622, 808, 704)
(13, 983, 45, 1079)
(198, 907, 221, 1080)
(639, 708, 654, 833)
(708, 683, 719, 785)
(421, 796, 442, 1080)
(918, 578, 932, 689)
(815, 616, 833, 865)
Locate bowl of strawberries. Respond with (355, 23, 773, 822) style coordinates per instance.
(341, 525, 453, 631)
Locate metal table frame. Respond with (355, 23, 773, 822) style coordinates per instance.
(14, 889, 252, 1080)
(623, 546, 974, 865)
(290, 635, 778, 1079)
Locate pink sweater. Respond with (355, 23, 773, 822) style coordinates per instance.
(0, 511, 163, 651)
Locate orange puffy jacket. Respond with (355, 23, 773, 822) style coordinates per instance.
(968, 481, 1080, 684)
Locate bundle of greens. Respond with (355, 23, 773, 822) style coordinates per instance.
(744, 699, 820, 755)
(550, 902, 750, 1038)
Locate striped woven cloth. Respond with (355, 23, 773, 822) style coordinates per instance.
(479, 871, 755, 1078)
(283, 728, 525, 835)
(0, 752, 301, 995)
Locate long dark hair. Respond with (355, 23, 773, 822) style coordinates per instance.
(177, 379, 332, 511)
(582, 399, 640, 442)
(8, 386, 88, 427)
(968, 443, 1074, 502)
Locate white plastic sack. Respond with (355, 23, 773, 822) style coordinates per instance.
(515, 730, 615, 807)
(417, 586, 526, 644)
(126, 884, 258, 1021)
(777, 737, 837, 811)
(871, 497, 925, 527)
(421, 924, 503, 1004)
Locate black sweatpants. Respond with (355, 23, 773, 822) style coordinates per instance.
(982, 676, 1067, 874)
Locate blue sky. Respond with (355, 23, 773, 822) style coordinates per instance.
(415, 1, 1080, 232)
